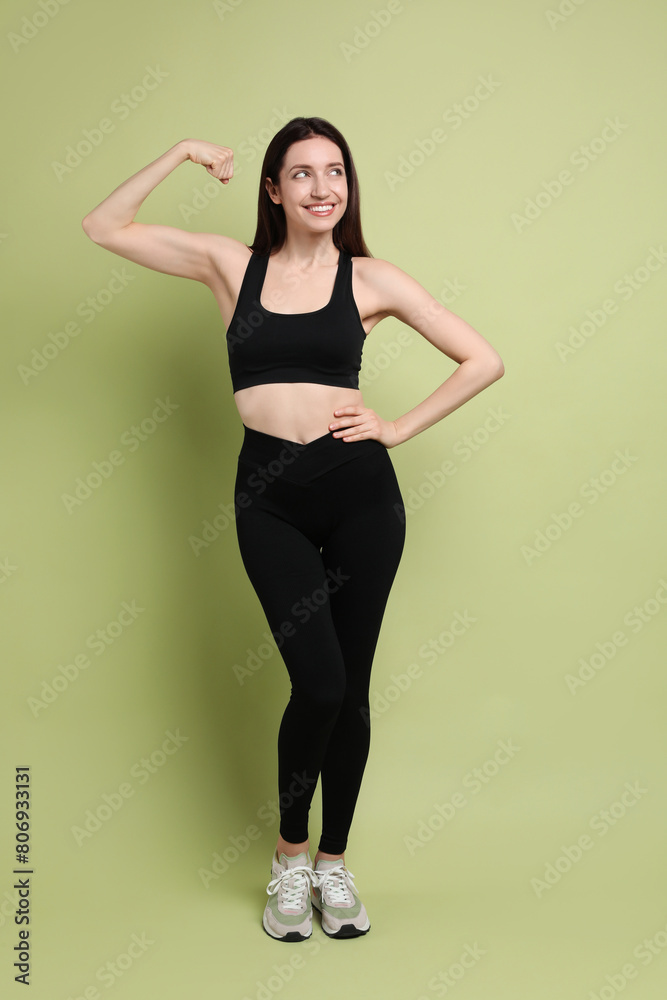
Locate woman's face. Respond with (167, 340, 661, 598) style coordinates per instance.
(266, 136, 348, 235)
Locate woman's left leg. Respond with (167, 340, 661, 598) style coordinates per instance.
(316, 446, 406, 856)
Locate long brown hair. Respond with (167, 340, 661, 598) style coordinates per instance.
(247, 117, 373, 259)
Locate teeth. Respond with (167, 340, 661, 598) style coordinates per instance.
(306, 205, 333, 212)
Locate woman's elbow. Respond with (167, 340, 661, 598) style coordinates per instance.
(81, 215, 96, 240)
(81, 214, 105, 242)
(478, 349, 505, 381)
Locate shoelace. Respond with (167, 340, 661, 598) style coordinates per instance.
(266, 864, 319, 909)
(314, 864, 358, 906)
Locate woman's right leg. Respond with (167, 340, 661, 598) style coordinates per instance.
(234, 465, 349, 847)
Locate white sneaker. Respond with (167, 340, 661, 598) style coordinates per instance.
(311, 858, 371, 938)
(262, 849, 318, 941)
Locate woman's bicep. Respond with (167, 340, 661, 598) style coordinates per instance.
(82, 221, 218, 284)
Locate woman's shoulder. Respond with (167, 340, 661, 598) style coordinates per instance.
(349, 254, 412, 289)
(348, 254, 441, 322)
(349, 254, 402, 275)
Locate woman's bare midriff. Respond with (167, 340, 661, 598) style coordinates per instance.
(208, 239, 386, 445)
(233, 382, 366, 445)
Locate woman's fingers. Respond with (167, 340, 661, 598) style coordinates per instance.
(187, 140, 234, 182)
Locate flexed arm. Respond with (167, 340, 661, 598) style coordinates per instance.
(81, 139, 235, 284)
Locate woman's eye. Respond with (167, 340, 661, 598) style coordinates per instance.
(293, 169, 344, 178)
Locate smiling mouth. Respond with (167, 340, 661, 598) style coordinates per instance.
(304, 204, 335, 214)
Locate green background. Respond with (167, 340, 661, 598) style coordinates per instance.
(2, 0, 667, 997)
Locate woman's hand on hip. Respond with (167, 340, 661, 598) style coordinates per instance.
(329, 407, 402, 448)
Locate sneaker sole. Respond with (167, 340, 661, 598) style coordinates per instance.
(311, 898, 370, 938)
(262, 909, 312, 942)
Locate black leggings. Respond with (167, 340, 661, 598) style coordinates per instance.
(234, 423, 406, 855)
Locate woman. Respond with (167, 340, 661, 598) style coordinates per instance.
(82, 116, 504, 942)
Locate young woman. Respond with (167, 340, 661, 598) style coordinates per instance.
(82, 117, 504, 942)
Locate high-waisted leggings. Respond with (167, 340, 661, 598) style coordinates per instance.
(234, 423, 406, 855)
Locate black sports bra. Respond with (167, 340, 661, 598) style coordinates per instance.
(226, 248, 366, 393)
